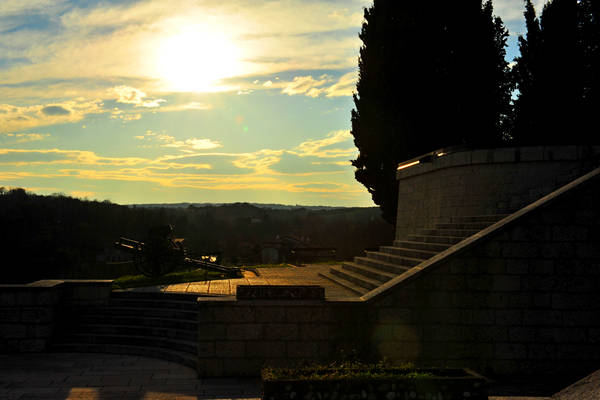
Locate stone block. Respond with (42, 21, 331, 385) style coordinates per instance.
(528, 259, 555, 275)
(492, 276, 521, 292)
(286, 306, 330, 323)
(297, 324, 333, 341)
(0, 292, 16, 306)
(215, 341, 245, 358)
(198, 323, 227, 341)
(502, 242, 539, 258)
(528, 344, 557, 360)
(0, 323, 26, 338)
(552, 293, 598, 310)
(254, 306, 286, 323)
(535, 327, 586, 344)
(21, 308, 53, 323)
(27, 324, 53, 338)
(18, 338, 46, 352)
(16, 291, 34, 306)
(495, 343, 527, 360)
(377, 308, 411, 324)
(564, 311, 600, 327)
(0, 308, 20, 322)
(227, 324, 262, 340)
(246, 341, 286, 358)
(575, 243, 600, 258)
(197, 341, 215, 357)
(508, 327, 536, 342)
(264, 323, 298, 340)
(523, 310, 563, 326)
(506, 259, 529, 275)
(495, 310, 522, 326)
(460, 326, 507, 342)
(212, 306, 256, 323)
(222, 358, 263, 376)
(552, 226, 588, 242)
(196, 358, 224, 377)
(286, 341, 318, 358)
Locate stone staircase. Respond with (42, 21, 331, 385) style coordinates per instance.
(51, 291, 198, 368)
(320, 215, 509, 296)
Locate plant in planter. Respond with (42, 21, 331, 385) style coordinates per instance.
(262, 361, 488, 400)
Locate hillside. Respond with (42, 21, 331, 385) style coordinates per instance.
(0, 188, 394, 283)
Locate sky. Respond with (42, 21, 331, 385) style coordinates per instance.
(0, 0, 546, 206)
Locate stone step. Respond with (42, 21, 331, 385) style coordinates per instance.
(353, 257, 412, 275)
(392, 240, 452, 252)
(74, 314, 197, 331)
(406, 234, 465, 245)
(66, 324, 197, 341)
(318, 271, 368, 296)
(434, 222, 494, 230)
(448, 214, 510, 223)
(378, 245, 437, 260)
(107, 298, 199, 311)
(364, 251, 424, 267)
(58, 333, 197, 354)
(50, 343, 196, 369)
(329, 266, 381, 290)
(341, 262, 396, 283)
(417, 228, 480, 237)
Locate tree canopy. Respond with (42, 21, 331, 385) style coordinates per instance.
(351, 0, 511, 224)
(511, 0, 599, 144)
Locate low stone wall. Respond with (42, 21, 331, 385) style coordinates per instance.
(395, 145, 600, 239)
(372, 167, 600, 377)
(197, 297, 367, 377)
(0, 280, 112, 353)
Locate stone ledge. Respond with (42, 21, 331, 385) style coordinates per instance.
(396, 145, 600, 180)
(236, 285, 325, 300)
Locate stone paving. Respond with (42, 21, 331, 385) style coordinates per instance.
(0, 353, 261, 400)
(125, 264, 356, 299)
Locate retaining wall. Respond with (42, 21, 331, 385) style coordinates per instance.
(0, 280, 112, 353)
(395, 145, 600, 239)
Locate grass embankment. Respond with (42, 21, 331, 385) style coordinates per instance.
(112, 263, 294, 289)
(112, 269, 226, 289)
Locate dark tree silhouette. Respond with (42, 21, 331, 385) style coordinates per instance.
(512, 0, 597, 144)
(351, 1, 511, 224)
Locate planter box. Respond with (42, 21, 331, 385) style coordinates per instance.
(262, 368, 488, 400)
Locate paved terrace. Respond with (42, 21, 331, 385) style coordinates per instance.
(2, 352, 599, 399)
(123, 264, 356, 298)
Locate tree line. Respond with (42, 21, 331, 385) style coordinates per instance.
(351, 0, 599, 224)
(0, 188, 393, 283)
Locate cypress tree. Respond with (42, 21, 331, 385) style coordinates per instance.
(351, 1, 511, 224)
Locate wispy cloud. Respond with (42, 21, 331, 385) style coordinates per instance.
(0, 100, 104, 133)
(292, 130, 356, 158)
(110, 85, 166, 108)
(281, 72, 356, 98)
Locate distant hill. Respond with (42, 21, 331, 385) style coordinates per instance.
(1, 188, 393, 283)
(128, 202, 356, 211)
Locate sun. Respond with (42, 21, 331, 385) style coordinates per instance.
(156, 27, 241, 92)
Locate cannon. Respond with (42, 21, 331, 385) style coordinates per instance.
(114, 225, 240, 278)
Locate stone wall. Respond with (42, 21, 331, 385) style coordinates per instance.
(395, 145, 600, 239)
(196, 168, 600, 377)
(0, 280, 112, 353)
(197, 298, 368, 376)
(372, 168, 600, 377)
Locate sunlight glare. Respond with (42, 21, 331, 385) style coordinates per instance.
(156, 27, 241, 92)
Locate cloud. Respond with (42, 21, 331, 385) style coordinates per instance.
(158, 102, 213, 112)
(70, 190, 96, 199)
(293, 130, 356, 158)
(3, 132, 50, 143)
(0, 100, 104, 133)
(281, 72, 356, 98)
(138, 132, 223, 152)
(110, 85, 166, 108)
(41, 105, 70, 116)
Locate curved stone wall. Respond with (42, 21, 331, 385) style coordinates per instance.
(395, 145, 600, 240)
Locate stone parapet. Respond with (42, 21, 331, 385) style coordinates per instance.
(395, 145, 600, 240)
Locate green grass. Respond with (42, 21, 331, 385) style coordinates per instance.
(112, 269, 227, 289)
(262, 361, 435, 381)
